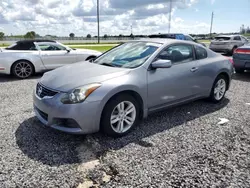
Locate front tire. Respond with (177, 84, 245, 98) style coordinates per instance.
(101, 94, 140, 137)
(12, 61, 34, 79)
(209, 75, 227, 103)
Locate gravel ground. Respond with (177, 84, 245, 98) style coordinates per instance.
(0, 73, 250, 187)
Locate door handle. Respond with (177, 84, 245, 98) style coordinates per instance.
(190, 67, 198, 72)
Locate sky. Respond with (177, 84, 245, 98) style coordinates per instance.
(0, 0, 249, 36)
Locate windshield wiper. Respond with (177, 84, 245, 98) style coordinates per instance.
(100, 63, 117, 67)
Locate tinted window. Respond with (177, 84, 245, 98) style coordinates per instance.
(214, 37, 230, 41)
(38, 43, 67, 51)
(194, 45, 207, 60)
(6, 42, 37, 50)
(233, 36, 241, 41)
(185, 35, 194, 41)
(157, 44, 194, 64)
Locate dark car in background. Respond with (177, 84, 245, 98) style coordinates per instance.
(148, 33, 206, 47)
(209, 35, 248, 55)
(233, 43, 250, 73)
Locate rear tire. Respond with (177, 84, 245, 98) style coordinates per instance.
(12, 61, 34, 79)
(209, 75, 227, 103)
(100, 94, 140, 137)
(235, 68, 244, 74)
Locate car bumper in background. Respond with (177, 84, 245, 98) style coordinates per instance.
(33, 90, 101, 134)
(233, 58, 250, 70)
(209, 45, 233, 53)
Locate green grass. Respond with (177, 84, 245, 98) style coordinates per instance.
(70, 45, 115, 52)
(197, 40, 210, 43)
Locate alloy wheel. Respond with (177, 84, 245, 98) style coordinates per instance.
(214, 79, 226, 100)
(14, 62, 32, 78)
(110, 101, 136, 133)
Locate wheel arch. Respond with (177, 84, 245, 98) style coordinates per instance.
(100, 90, 145, 121)
(11, 59, 35, 75)
(216, 72, 230, 90)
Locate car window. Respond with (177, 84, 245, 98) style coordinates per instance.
(157, 44, 194, 64)
(38, 43, 67, 51)
(185, 35, 194, 41)
(6, 42, 37, 50)
(233, 36, 241, 41)
(194, 45, 207, 60)
(214, 37, 231, 41)
(94, 42, 161, 68)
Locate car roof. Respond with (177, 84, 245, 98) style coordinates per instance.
(135, 38, 197, 45)
(216, 35, 239, 38)
(16, 39, 56, 43)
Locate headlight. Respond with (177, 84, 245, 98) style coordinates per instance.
(61, 83, 101, 104)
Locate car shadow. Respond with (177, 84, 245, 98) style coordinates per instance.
(15, 98, 229, 166)
(233, 71, 250, 82)
(0, 73, 43, 83)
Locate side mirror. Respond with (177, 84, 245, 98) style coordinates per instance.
(151, 59, 172, 69)
(66, 48, 71, 53)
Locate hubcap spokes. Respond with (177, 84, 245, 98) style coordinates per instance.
(15, 62, 32, 78)
(110, 101, 136, 133)
(214, 79, 226, 100)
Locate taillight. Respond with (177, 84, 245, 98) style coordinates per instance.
(234, 49, 250, 54)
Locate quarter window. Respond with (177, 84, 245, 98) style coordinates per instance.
(194, 45, 207, 60)
(157, 44, 194, 64)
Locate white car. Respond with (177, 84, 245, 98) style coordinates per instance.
(0, 40, 102, 79)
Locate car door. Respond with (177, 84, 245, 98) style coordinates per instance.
(37, 42, 76, 70)
(147, 44, 200, 110)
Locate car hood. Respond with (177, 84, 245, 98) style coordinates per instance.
(40, 62, 130, 92)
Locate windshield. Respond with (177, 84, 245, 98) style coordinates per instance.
(94, 42, 162, 68)
(214, 37, 231, 41)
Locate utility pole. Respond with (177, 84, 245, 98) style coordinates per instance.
(97, 0, 100, 43)
(210, 12, 214, 39)
(131, 25, 133, 35)
(168, 0, 172, 33)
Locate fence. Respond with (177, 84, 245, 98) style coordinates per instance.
(0, 37, 141, 45)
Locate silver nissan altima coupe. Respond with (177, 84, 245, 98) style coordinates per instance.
(33, 39, 234, 137)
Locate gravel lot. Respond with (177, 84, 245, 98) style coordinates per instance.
(0, 72, 250, 187)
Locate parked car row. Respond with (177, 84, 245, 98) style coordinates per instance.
(0, 40, 101, 79)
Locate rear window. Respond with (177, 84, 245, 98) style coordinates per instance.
(214, 37, 231, 41)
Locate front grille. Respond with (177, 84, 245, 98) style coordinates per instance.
(36, 83, 58, 99)
(35, 107, 48, 121)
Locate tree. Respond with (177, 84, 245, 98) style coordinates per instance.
(246, 27, 250, 34)
(130, 33, 134, 39)
(86, 34, 91, 38)
(69, 33, 75, 38)
(0, 32, 4, 39)
(24, 31, 36, 39)
(103, 34, 108, 40)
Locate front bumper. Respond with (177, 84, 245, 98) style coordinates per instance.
(33, 90, 102, 134)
